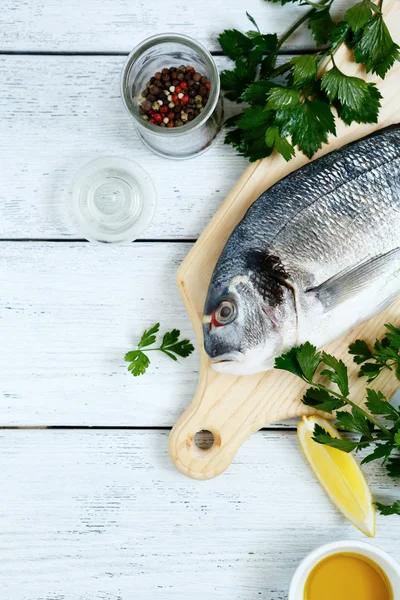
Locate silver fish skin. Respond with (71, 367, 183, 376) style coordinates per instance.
(202, 125, 400, 375)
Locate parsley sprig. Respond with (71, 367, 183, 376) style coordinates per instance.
(375, 500, 400, 515)
(125, 324, 194, 376)
(275, 332, 400, 515)
(219, 0, 399, 161)
(349, 324, 400, 382)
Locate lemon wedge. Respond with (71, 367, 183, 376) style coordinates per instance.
(298, 416, 376, 538)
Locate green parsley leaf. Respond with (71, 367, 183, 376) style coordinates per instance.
(161, 332, 195, 359)
(246, 30, 261, 39)
(349, 339, 373, 364)
(218, 29, 255, 60)
(365, 388, 398, 421)
(354, 14, 400, 78)
(385, 324, 400, 350)
(339, 82, 381, 125)
(376, 500, 400, 516)
(260, 54, 278, 78)
(351, 407, 375, 439)
(330, 21, 352, 53)
(161, 328, 180, 347)
(246, 11, 261, 34)
(125, 350, 150, 376)
(274, 347, 304, 378)
(312, 424, 365, 452)
(290, 55, 318, 87)
(236, 105, 273, 130)
(395, 431, 400, 448)
(125, 325, 194, 377)
(361, 442, 393, 464)
(375, 338, 399, 359)
(302, 387, 346, 413)
(336, 410, 361, 433)
(138, 323, 160, 349)
(220, 58, 257, 101)
(308, 6, 335, 47)
(255, 33, 279, 54)
(230, 107, 276, 161)
(224, 114, 240, 128)
(386, 457, 400, 478)
(320, 352, 349, 396)
(265, 125, 295, 161)
(241, 80, 274, 105)
(235, 135, 275, 162)
(266, 86, 300, 110)
(336, 408, 374, 439)
(296, 342, 321, 382)
(276, 99, 336, 159)
(224, 126, 243, 148)
(344, 0, 377, 33)
(359, 361, 384, 382)
(248, 33, 278, 71)
(218, 24, 278, 89)
(321, 67, 382, 126)
(219, 3, 397, 162)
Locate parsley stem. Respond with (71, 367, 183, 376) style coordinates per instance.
(142, 346, 174, 352)
(142, 347, 162, 351)
(312, 382, 392, 437)
(277, 0, 331, 50)
(277, 11, 313, 49)
(270, 62, 294, 78)
(303, 0, 327, 9)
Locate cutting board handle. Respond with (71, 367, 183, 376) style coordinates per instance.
(168, 348, 312, 480)
(168, 354, 244, 481)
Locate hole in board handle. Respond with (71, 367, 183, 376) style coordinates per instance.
(194, 430, 215, 450)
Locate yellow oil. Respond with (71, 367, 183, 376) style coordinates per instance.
(304, 552, 393, 600)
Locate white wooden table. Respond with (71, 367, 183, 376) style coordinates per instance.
(1, 2, 399, 598)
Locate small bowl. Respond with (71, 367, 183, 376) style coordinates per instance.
(289, 540, 400, 600)
(67, 157, 156, 244)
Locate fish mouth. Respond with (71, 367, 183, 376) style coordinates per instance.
(210, 351, 244, 365)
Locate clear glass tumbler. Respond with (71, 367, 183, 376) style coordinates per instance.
(121, 34, 224, 160)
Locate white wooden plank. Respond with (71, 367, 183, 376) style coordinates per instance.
(1, 0, 358, 52)
(2, 242, 398, 428)
(1, 242, 298, 427)
(0, 429, 398, 600)
(0, 54, 249, 240)
(0, 242, 199, 426)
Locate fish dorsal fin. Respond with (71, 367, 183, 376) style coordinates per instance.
(307, 248, 400, 309)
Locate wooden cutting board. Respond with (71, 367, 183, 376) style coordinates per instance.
(169, 0, 400, 480)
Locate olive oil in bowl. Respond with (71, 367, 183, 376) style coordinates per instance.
(304, 552, 393, 600)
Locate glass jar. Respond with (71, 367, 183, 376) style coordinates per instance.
(121, 34, 224, 160)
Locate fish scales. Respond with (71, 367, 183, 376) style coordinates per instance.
(203, 125, 400, 375)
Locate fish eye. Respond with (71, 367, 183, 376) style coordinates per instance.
(215, 300, 236, 325)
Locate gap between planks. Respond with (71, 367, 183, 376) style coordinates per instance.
(0, 425, 297, 430)
(0, 48, 317, 57)
(0, 238, 197, 243)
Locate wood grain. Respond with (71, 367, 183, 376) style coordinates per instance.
(0, 0, 359, 52)
(0, 242, 198, 426)
(169, 0, 400, 480)
(0, 429, 399, 600)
